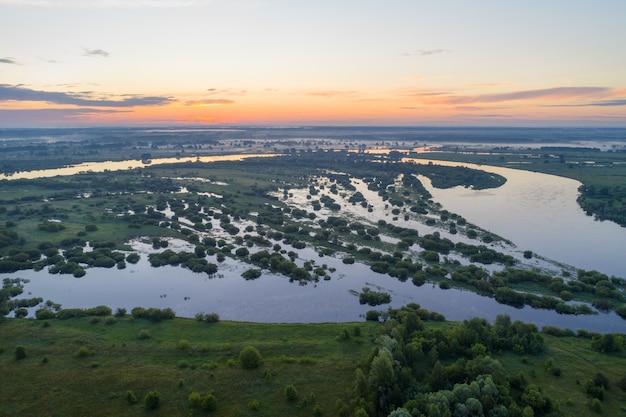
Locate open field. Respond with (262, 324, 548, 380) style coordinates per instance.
(2, 313, 625, 417)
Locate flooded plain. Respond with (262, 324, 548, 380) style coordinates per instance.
(4, 153, 626, 331)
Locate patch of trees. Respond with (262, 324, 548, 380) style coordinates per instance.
(130, 306, 176, 322)
(454, 242, 516, 265)
(354, 306, 546, 417)
(578, 183, 626, 227)
(359, 287, 392, 306)
(35, 305, 112, 320)
(0, 278, 40, 317)
(249, 249, 312, 281)
(0, 227, 19, 248)
(148, 249, 218, 275)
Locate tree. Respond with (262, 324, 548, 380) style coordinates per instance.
(239, 345, 263, 368)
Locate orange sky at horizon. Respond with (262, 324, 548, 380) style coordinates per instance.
(1, 1, 625, 127)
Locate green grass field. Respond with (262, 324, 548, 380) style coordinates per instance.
(0, 317, 379, 417)
(2, 316, 625, 417)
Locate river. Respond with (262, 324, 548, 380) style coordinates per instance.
(4, 153, 626, 331)
(409, 158, 626, 278)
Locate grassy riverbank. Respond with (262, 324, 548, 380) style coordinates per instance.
(0, 316, 379, 417)
(2, 315, 625, 417)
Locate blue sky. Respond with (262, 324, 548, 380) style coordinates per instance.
(1, 0, 625, 126)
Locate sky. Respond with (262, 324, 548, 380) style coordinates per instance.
(1, 0, 626, 127)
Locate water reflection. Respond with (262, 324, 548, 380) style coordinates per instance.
(409, 158, 626, 278)
(16, 255, 624, 332)
(2, 153, 276, 180)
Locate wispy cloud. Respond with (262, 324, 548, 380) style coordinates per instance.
(473, 87, 610, 103)
(0, 108, 130, 126)
(466, 82, 513, 88)
(569, 99, 626, 107)
(0, 0, 212, 7)
(0, 84, 171, 107)
(184, 99, 234, 106)
(307, 90, 359, 98)
(0, 57, 19, 65)
(403, 49, 450, 57)
(83, 48, 109, 57)
(416, 86, 614, 106)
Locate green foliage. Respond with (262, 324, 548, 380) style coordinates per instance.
(359, 287, 391, 306)
(14, 345, 26, 360)
(188, 391, 203, 408)
(74, 347, 92, 358)
(176, 339, 191, 350)
(284, 384, 298, 401)
(137, 329, 152, 340)
(241, 268, 262, 280)
(143, 390, 162, 410)
(239, 345, 263, 369)
(201, 393, 217, 411)
(125, 390, 138, 404)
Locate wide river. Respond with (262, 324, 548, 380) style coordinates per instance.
(4, 154, 626, 332)
(411, 158, 626, 278)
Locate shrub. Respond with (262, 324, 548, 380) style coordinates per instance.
(248, 399, 260, 410)
(144, 391, 162, 410)
(125, 390, 138, 404)
(202, 393, 217, 411)
(75, 346, 92, 358)
(189, 392, 202, 408)
(204, 312, 220, 323)
(284, 384, 298, 401)
(35, 308, 56, 320)
(177, 339, 191, 350)
(114, 307, 127, 317)
(239, 345, 263, 369)
(137, 329, 151, 340)
(590, 398, 602, 413)
(15, 346, 26, 360)
(365, 310, 381, 321)
(104, 316, 116, 325)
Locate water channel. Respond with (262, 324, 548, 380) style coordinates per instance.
(4, 153, 626, 332)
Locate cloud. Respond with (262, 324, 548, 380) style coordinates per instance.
(307, 90, 359, 98)
(205, 88, 247, 96)
(403, 49, 450, 57)
(466, 82, 513, 87)
(576, 99, 626, 107)
(0, 57, 19, 65)
(474, 87, 610, 103)
(0, 84, 171, 107)
(0, 108, 130, 126)
(83, 48, 109, 57)
(419, 86, 613, 106)
(184, 99, 234, 106)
